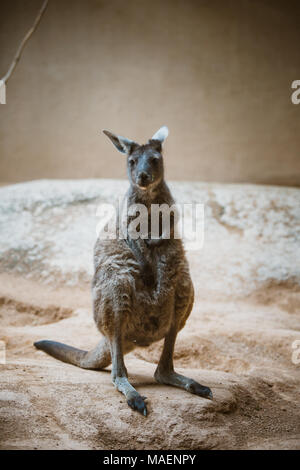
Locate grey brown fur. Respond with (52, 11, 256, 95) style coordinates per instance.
(34, 126, 212, 416)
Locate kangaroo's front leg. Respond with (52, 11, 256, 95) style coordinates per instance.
(154, 324, 213, 399)
(110, 329, 147, 416)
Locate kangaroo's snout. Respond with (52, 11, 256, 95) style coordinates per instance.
(136, 171, 152, 189)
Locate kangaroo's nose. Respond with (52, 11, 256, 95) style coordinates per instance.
(137, 172, 150, 186)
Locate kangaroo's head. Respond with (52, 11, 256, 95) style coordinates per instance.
(103, 126, 168, 191)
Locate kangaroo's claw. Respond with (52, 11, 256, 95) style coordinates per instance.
(188, 381, 213, 400)
(127, 395, 147, 416)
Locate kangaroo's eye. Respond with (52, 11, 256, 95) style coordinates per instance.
(129, 159, 135, 167)
(150, 157, 159, 165)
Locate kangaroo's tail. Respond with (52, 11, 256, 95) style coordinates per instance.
(34, 338, 111, 370)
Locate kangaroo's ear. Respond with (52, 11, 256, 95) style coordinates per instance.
(102, 130, 138, 154)
(151, 126, 169, 144)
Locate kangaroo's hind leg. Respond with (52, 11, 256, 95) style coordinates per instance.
(109, 317, 147, 416)
(154, 324, 212, 399)
(154, 284, 213, 399)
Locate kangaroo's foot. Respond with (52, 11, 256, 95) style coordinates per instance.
(155, 323, 213, 400)
(114, 376, 147, 416)
(154, 368, 213, 399)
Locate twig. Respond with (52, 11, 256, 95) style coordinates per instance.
(1, 0, 49, 84)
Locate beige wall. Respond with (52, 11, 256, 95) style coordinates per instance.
(1, 0, 300, 185)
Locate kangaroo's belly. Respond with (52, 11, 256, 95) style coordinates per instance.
(124, 294, 174, 346)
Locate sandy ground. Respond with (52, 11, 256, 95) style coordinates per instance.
(0, 180, 299, 449)
(1, 273, 300, 450)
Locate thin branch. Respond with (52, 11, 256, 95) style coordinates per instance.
(1, 0, 49, 84)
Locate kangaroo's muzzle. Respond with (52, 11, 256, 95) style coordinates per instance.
(136, 172, 152, 189)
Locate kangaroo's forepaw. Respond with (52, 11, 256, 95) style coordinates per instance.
(127, 395, 147, 416)
(187, 381, 213, 400)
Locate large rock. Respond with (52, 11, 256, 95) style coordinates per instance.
(0, 179, 299, 295)
(0, 179, 299, 450)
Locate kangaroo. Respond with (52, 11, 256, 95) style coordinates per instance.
(34, 126, 213, 416)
